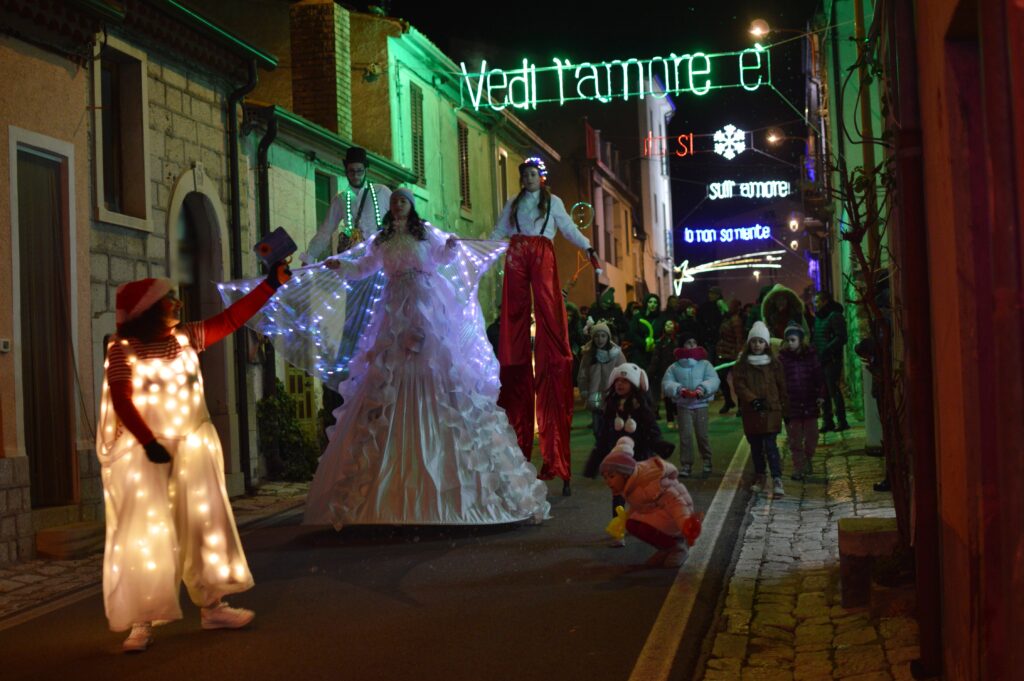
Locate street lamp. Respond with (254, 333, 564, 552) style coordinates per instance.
(767, 129, 805, 146)
(749, 19, 771, 39)
(749, 19, 806, 41)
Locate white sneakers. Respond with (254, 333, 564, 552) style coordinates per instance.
(201, 602, 256, 630)
(122, 623, 153, 652)
(772, 477, 785, 498)
(123, 604, 253, 652)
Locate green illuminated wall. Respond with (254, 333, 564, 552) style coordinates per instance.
(821, 0, 889, 419)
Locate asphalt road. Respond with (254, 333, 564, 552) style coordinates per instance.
(0, 402, 748, 681)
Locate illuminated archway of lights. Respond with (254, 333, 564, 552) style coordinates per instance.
(672, 250, 785, 295)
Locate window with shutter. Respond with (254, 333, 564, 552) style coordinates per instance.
(458, 121, 471, 209)
(410, 83, 425, 186)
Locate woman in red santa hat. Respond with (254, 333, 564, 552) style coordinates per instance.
(96, 262, 290, 652)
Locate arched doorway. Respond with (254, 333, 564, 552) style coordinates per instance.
(166, 166, 244, 495)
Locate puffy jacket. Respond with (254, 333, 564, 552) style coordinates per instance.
(717, 314, 745, 362)
(577, 343, 626, 409)
(778, 345, 825, 418)
(662, 354, 721, 410)
(732, 354, 788, 435)
(622, 457, 696, 539)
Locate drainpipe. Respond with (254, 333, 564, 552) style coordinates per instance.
(228, 60, 258, 494)
(828, 9, 848, 299)
(256, 110, 279, 398)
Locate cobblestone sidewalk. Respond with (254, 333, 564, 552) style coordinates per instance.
(700, 426, 920, 681)
(0, 481, 308, 624)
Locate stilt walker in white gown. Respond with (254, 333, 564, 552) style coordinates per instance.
(220, 189, 550, 529)
(97, 264, 290, 652)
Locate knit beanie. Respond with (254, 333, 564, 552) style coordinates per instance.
(783, 323, 805, 340)
(747, 320, 771, 344)
(599, 437, 637, 476)
(591, 321, 611, 338)
(116, 278, 174, 329)
(392, 187, 416, 208)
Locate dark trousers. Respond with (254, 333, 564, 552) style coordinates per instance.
(718, 366, 735, 407)
(821, 360, 847, 426)
(748, 432, 782, 478)
(625, 519, 678, 549)
(663, 397, 676, 423)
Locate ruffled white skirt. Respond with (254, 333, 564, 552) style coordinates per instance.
(303, 270, 550, 528)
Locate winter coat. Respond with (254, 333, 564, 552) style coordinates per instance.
(732, 353, 789, 435)
(622, 457, 696, 539)
(584, 396, 674, 477)
(577, 343, 626, 410)
(662, 352, 721, 410)
(813, 301, 847, 364)
(778, 346, 825, 419)
(717, 314, 745, 362)
(649, 333, 681, 395)
(591, 292, 628, 341)
(626, 312, 659, 367)
(677, 316, 701, 347)
(761, 285, 808, 340)
(696, 300, 724, 352)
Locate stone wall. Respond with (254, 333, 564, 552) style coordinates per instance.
(0, 458, 32, 563)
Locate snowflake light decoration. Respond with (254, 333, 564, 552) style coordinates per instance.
(713, 124, 747, 160)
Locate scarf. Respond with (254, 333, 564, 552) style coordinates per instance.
(747, 353, 771, 366)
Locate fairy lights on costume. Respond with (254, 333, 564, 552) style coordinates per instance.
(218, 226, 506, 390)
(97, 332, 253, 631)
(343, 185, 383, 236)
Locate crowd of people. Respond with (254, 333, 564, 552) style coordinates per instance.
(573, 281, 851, 501)
(94, 147, 854, 652)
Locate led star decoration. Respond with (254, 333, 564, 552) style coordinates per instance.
(713, 124, 747, 160)
(672, 249, 785, 295)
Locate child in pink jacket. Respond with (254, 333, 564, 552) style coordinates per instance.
(599, 437, 700, 568)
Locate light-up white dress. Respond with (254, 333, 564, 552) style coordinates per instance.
(97, 333, 252, 632)
(302, 226, 551, 528)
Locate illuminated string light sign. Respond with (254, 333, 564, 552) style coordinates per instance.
(459, 46, 771, 111)
(707, 180, 792, 200)
(642, 124, 749, 159)
(683, 224, 772, 244)
(672, 250, 785, 294)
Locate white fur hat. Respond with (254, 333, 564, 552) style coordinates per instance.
(607, 362, 649, 392)
(748, 320, 771, 344)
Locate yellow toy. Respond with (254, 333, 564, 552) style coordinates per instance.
(605, 505, 629, 540)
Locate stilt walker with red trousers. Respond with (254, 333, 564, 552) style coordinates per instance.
(490, 157, 600, 496)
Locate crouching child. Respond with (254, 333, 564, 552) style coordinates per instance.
(599, 437, 702, 568)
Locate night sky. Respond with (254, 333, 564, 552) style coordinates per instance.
(393, 1, 821, 297)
